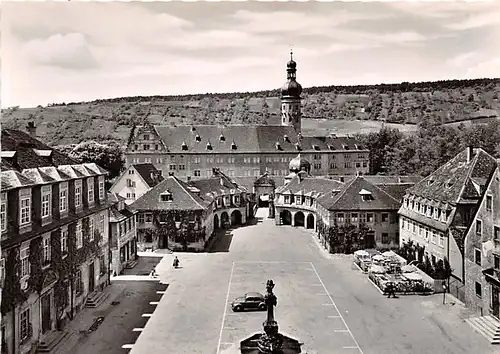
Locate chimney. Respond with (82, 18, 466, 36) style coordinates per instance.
(26, 121, 36, 137)
(467, 146, 474, 162)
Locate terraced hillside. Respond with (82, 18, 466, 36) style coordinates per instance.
(2, 78, 499, 146)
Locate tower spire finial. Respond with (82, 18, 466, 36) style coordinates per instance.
(290, 47, 293, 60)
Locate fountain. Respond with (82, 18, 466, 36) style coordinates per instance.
(239, 280, 303, 353)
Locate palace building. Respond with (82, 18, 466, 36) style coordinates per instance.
(124, 52, 369, 180)
(1, 127, 113, 354)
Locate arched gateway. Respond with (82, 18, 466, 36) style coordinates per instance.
(280, 210, 292, 225)
(294, 211, 305, 227)
(306, 214, 315, 229)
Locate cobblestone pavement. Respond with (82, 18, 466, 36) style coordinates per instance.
(61, 256, 166, 354)
(78, 210, 498, 354)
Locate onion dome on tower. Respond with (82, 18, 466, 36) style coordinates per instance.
(280, 50, 303, 98)
(289, 153, 311, 174)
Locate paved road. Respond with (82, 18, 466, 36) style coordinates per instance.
(129, 210, 496, 354)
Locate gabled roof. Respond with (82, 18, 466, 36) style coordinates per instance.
(276, 175, 344, 196)
(38, 166, 72, 181)
(109, 202, 137, 223)
(1, 129, 77, 170)
(317, 176, 401, 211)
(21, 168, 56, 184)
(133, 164, 164, 188)
(1, 170, 36, 189)
(376, 183, 416, 202)
(254, 172, 276, 187)
(130, 176, 207, 211)
(130, 125, 367, 154)
(463, 163, 500, 247)
(405, 148, 497, 204)
(189, 169, 244, 201)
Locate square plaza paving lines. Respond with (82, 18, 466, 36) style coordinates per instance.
(217, 261, 363, 354)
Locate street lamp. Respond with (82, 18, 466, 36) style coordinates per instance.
(442, 280, 447, 304)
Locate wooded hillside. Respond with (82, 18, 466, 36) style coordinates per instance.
(2, 78, 499, 146)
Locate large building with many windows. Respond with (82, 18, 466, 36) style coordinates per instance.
(274, 155, 420, 253)
(1, 127, 112, 354)
(463, 162, 500, 317)
(124, 53, 369, 180)
(130, 168, 250, 252)
(398, 147, 498, 301)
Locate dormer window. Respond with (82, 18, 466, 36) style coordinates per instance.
(275, 142, 282, 150)
(33, 149, 52, 157)
(359, 189, 373, 201)
(312, 144, 320, 151)
(191, 126, 196, 132)
(181, 142, 188, 151)
(143, 134, 150, 140)
(295, 143, 301, 151)
(283, 135, 290, 142)
(231, 141, 237, 150)
(195, 134, 201, 142)
(219, 134, 226, 142)
(446, 181, 453, 189)
(206, 142, 213, 150)
(428, 179, 434, 186)
(343, 144, 349, 150)
(328, 145, 334, 150)
(160, 191, 173, 202)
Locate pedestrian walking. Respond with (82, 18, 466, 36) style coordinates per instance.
(150, 268, 158, 278)
(386, 282, 396, 298)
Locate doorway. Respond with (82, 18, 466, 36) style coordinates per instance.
(41, 293, 52, 333)
(365, 231, 375, 249)
(89, 262, 95, 293)
(493, 286, 499, 319)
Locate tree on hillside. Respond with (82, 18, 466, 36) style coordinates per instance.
(56, 141, 124, 178)
(356, 127, 404, 174)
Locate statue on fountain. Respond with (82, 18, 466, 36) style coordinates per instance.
(239, 279, 303, 354)
(257, 280, 284, 353)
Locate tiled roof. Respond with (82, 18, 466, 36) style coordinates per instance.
(189, 169, 244, 201)
(317, 176, 401, 211)
(38, 166, 72, 181)
(276, 175, 344, 197)
(376, 183, 416, 202)
(109, 204, 136, 223)
(130, 176, 207, 211)
(107, 192, 127, 203)
(134, 125, 366, 154)
(1, 170, 36, 190)
(405, 148, 497, 204)
(58, 165, 88, 179)
(21, 168, 56, 184)
(254, 172, 276, 187)
(1, 129, 77, 170)
(133, 164, 164, 187)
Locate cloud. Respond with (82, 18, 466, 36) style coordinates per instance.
(445, 11, 500, 30)
(466, 57, 500, 78)
(1, 1, 499, 108)
(446, 52, 479, 68)
(22, 33, 99, 70)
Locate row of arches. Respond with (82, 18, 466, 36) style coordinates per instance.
(279, 210, 315, 229)
(214, 210, 243, 229)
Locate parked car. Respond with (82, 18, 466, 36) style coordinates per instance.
(231, 292, 266, 312)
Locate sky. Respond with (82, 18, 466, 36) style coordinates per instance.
(2, 1, 500, 108)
